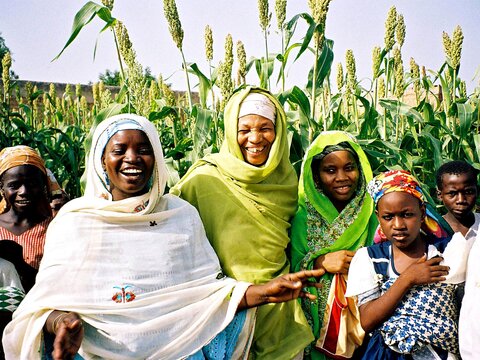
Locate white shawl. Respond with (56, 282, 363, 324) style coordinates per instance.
(2, 114, 254, 360)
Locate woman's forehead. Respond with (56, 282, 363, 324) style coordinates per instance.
(105, 129, 150, 146)
(1, 165, 45, 181)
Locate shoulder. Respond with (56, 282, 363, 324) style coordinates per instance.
(366, 241, 391, 259)
(346, 246, 379, 297)
(161, 194, 204, 222)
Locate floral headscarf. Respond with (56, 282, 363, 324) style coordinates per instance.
(367, 170, 425, 205)
(368, 170, 452, 243)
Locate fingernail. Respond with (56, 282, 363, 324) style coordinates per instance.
(295, 281, 302, 287)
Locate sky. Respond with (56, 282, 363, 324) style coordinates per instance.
(1, 0, 479, 94)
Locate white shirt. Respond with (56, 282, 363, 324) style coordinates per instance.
(459, 213, 480, 359)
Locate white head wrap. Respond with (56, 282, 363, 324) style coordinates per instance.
(84, 114, 167, 209)
(238, 92, 276, 124)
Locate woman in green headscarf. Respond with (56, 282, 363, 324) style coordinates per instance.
(290, 131, 378, 360)
(171, 86, 313, 359)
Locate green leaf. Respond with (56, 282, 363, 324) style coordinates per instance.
(149, 107, 178, 121)
(457, 103, 474, 140)
(189, 63, 211, 108)
(473, 134, 480, 162)
(285, 13, 319, 62)
(279, 86, 311, 120)
(420, 131, 443, 170)
(191, 106, 214, 159)
(379, 99, 424, 124)
(306, 42, 334, 94)
(275, 43, 301, 85)
(53, 1, 113, 61)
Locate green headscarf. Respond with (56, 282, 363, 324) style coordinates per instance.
(171, 86, 312, 359)
(290, 131, 378, 360)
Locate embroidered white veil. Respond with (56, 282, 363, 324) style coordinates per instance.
(3, 114, 253, 359)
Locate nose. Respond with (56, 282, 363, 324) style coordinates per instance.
(124, 149, 140, 163)
(17, 184, 28, 196)
(393, 216, 405, 229)
(248, 130, 262, 143)
(457, 192, 467, 203)
(335, 169, 348, 182)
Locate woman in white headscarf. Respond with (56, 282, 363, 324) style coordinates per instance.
(2, 114, 322, 360)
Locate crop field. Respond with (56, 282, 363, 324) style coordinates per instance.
(1, 0, 479, 206)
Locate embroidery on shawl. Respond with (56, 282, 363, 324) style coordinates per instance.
(133, 199, 149, 213)
(112, 285, 136, 303)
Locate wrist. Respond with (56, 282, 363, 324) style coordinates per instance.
(245, 284, 268, 308)
(314, 255, 325, 271)
(46, 310, 69, 334)
(397, 272, 414, 289)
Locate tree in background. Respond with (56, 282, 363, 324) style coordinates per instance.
(98, 66, 155, 86)
(0, 32, 18, 79)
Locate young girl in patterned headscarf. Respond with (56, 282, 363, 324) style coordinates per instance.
(346, 170, 466, 359)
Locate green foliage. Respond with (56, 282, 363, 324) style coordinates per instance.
(2, 3, 479, 213)
(99, 69, 121, 86)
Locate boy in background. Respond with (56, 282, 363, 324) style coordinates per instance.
(436, 160, 479, 359)
(436, 160, 479, 235)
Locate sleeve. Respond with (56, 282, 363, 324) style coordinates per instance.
(345, 247, 379, 301)
(0, 258, 24, 291)
(438, 232, 475, 284)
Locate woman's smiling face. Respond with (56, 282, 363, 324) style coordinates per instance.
(317, 150, 360, 211)
(237, 115, 276, 166)
(102, 130, 155, 201)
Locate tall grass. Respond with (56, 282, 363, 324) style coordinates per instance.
(1, 1, 479, 207)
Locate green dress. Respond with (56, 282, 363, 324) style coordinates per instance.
(290, 131, 378, 360)
(171, 87, 313, 359)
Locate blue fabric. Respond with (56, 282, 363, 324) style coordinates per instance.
(188, 310, 247, 360)
(362, 331, 411, 360)
(365, 242, 459, 357)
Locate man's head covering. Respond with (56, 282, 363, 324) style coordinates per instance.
(238, 92, 276, 124)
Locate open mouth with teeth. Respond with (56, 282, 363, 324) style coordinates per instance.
(334, 184, 352, 193)
(121, 168, 144, 175)
(245, 146, 266, 154)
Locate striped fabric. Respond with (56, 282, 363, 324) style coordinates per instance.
(0, 218, 52, 269)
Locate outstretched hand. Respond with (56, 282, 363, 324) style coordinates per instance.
(240, 268, 325, 309)
(51, 312, 84, 360)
